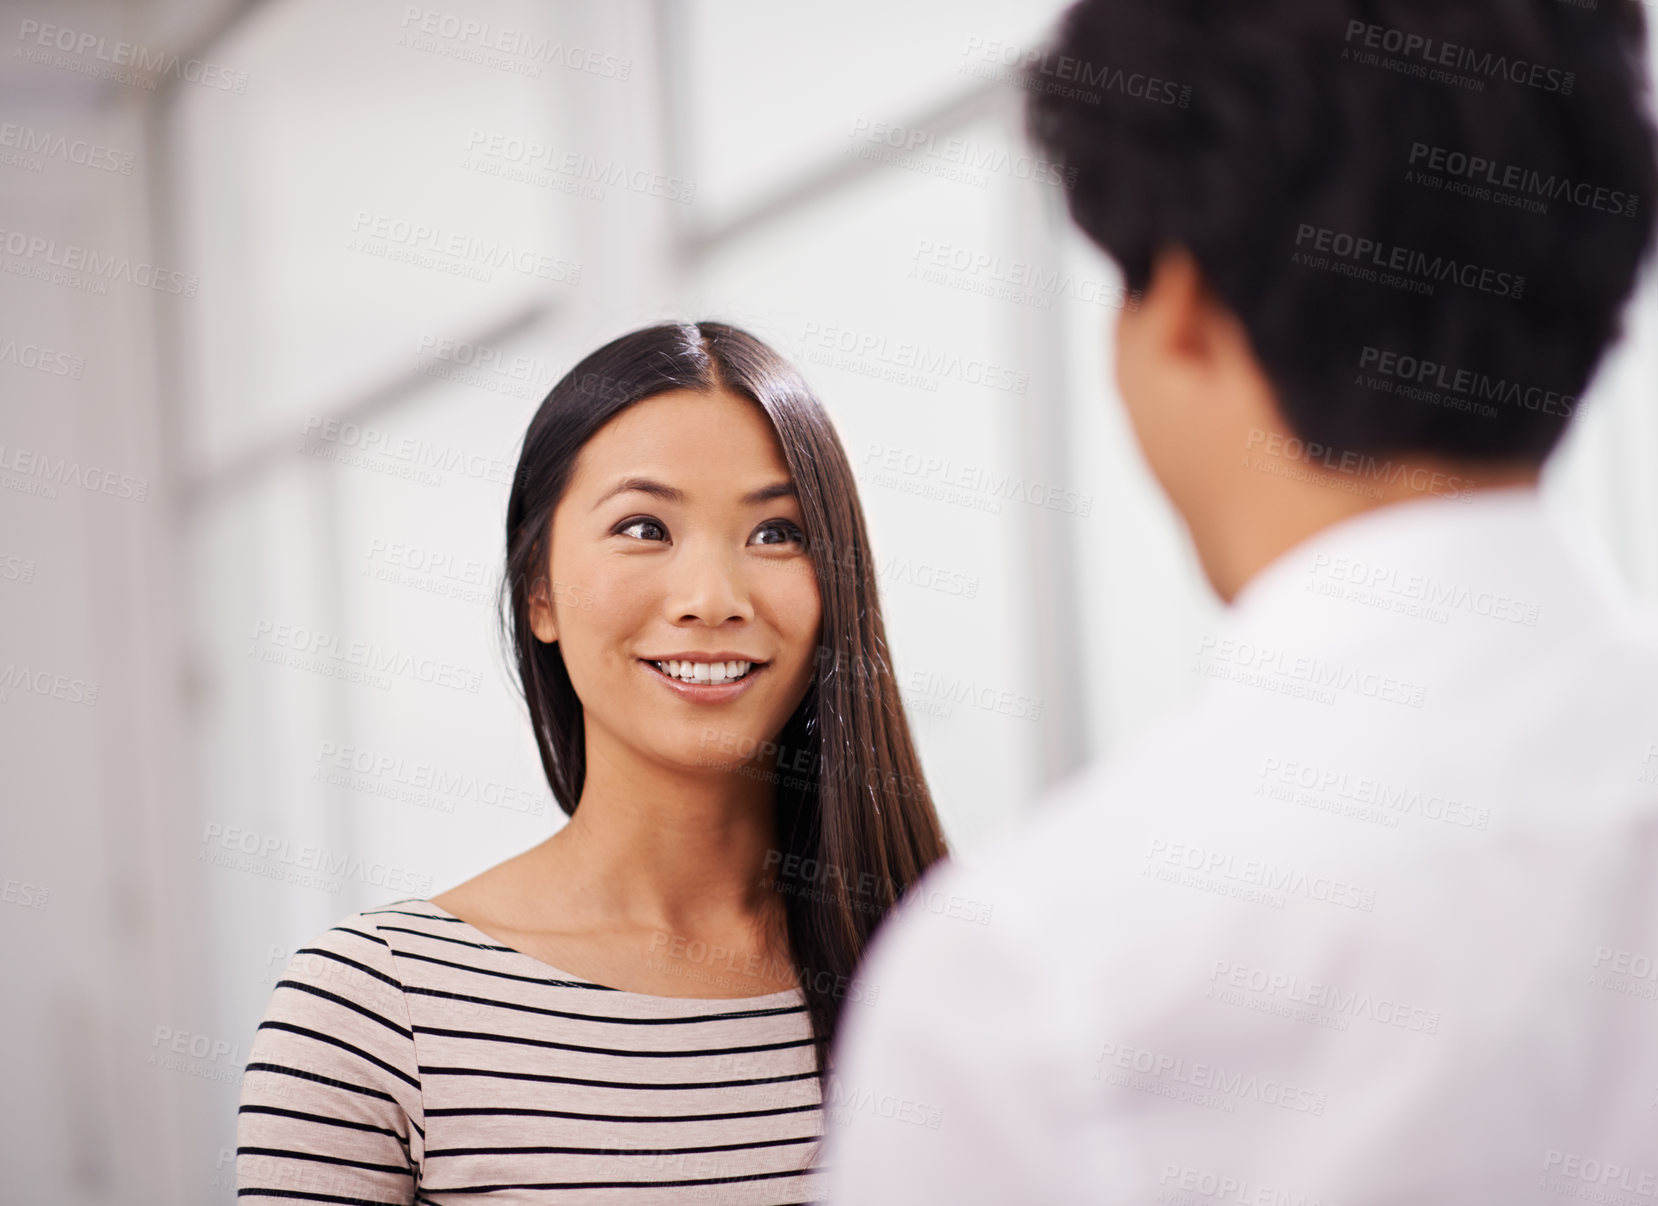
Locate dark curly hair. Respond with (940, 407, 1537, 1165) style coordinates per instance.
(1025, 0, 1658, 462)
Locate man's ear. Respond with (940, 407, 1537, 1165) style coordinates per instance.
(1137, 245, 1268, 415)
(1118, 246, 1202, 407)
(1150, 246, 1227, 368)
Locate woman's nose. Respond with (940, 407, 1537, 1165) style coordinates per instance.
(667, 546, 755, 625)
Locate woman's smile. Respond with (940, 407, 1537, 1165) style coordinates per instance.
(528, 385, 824, 766)
(639, 653, 771, 702)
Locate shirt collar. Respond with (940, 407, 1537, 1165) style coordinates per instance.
(1229, 485, 1553, 625)
(1204, 484, 1629, 672)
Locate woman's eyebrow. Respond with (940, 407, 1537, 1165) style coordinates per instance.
(590, 477, 796, 511)
(591, 476, 683, 511)
(740, 481, 798, 505)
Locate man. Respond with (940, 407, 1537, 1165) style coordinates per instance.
(825, 1, 1658, 1201)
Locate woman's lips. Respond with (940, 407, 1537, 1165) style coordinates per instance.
(639, 658, 768, 703)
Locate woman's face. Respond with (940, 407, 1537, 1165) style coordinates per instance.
(529, 387, 823, 779)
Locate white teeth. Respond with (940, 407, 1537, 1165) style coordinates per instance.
(652, 659, 754, 683)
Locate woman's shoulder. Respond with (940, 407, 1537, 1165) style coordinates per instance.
(241, 904, 428, 1199)
(279, 896, 582, 1026)
(265, 899, 443, 1028)
(280, 896, 489, 990)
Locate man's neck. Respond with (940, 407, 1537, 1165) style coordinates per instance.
(1201, 457, 1543, 603)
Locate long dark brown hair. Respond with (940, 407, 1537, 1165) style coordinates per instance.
(500, 320, 948, 1070)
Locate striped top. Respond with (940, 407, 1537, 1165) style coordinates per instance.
(237, 898, 824, 1204)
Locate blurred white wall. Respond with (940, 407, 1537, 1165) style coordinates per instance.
(2, 2, 1655, 1202)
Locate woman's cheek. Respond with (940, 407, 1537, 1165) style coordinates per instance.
(767, 568, 823, 681)
(581, 567, 657, 621)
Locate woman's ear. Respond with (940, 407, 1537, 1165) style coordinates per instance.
(527, 575, 559, 644)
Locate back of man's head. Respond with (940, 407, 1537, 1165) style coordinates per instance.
(1026, 0, 1658, 467)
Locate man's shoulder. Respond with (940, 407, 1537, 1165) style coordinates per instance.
(944, 706, 1225, 904)
(868, 721, 1209, 994)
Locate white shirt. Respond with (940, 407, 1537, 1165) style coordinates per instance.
(824, 488, 1658, 1204)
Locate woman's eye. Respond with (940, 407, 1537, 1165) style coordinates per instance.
(616, 517, 668, 542)
(752, 520, 806, 548)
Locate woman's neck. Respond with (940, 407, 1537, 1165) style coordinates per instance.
(529, 724, 786, 937)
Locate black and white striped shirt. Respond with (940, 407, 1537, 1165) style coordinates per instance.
(237, 898, 823, 1204)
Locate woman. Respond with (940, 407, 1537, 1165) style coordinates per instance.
(236, 321, 949, 1204)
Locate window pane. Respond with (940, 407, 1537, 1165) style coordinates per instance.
(172, 0, 568, 478)
(679, 0, 1075, 226)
